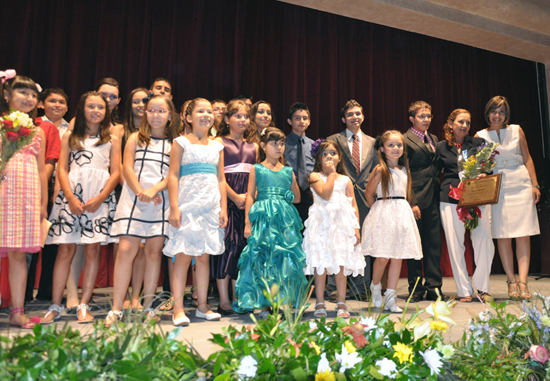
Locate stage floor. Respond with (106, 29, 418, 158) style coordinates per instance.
(2, 274, 549, 358)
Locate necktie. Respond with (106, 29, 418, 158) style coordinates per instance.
(352, 134, 360, 176)
(424, 134, 434, 152)
(296, 137, 308, 189)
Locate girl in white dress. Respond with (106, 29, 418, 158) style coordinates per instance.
(42, 91, 121, 323)
(105, 95, 178, 326)
(362, 130, 422, 313)
(302, 140, 364, 318)
(476, 96, 540, 300)
(164, 98, 228, 326)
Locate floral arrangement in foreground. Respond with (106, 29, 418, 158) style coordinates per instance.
(0, 110, 38, 180)
(450, 142, 500, 230)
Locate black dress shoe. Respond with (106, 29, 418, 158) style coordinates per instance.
(425, 292, 451, 302)
(408, 293, 424, 303)
(217, 305, 236, 316)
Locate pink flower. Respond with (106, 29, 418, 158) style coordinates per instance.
(18, 127, 31, 137)
(6, 130, 20, 142)
(529, 345, 549, 363)
(2, 120, 14, 129)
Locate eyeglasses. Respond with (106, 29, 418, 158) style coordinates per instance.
(146, 109, 168, 115)
(417, 114, 433, 120)
(213, 107, 226, 113)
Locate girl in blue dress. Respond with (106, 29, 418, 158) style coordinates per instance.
(233, 127, 307, 315)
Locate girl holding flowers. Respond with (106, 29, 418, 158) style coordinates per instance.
(0, 72, 48, 328)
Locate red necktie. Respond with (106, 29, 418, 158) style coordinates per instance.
(352, 134, 360, 176)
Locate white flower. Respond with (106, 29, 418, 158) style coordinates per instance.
(478, 311, 490, 322)
(375, 358, 397, 379)
(359, 316, 378, 332)
(420, 349, 443, 375)
(317, 353, 330, 373)
(335, 344, 362, 373)
(237, 355, 258, 380)
(309, 321, 318, 331)
(440, 345, 455, 359)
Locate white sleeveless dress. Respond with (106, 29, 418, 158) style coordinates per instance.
(477, 125, 539, 238)
(361, 167, 422, 259)
(302, 174, 365, 277)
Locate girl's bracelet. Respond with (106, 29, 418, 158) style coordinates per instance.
(533, 185, 540, 189)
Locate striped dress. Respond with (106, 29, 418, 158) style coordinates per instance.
(0, 134, 42, 255)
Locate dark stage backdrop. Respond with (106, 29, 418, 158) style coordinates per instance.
(1, 0, 546, 277)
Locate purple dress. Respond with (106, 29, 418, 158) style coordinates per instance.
(211, 137, 256, 279)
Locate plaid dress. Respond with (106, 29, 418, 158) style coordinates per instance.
(0, 134, 42, 255)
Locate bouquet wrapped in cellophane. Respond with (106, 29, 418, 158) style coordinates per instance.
(0, 110, 38, 182)
(450, 142, 500, 230)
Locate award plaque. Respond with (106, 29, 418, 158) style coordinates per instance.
(458, 174, 502, 207)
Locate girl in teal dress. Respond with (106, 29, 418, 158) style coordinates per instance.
(233, 127, 307, 314)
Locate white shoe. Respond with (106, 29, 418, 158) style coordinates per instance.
(383, 290, 403, 313)
(196, 309, 221, 321)
(370, 283, 383, 308)
(172, 313, 190, 326)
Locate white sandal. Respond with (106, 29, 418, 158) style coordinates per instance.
(40, 304, 64, 324)
(76, 304, 94, 324)
(313, 302, 327, 318)
(143, 308, 160, 324)
(383, 290, 403, 313)
(336, 302, 350, 318)
(104, 310, 123, 327)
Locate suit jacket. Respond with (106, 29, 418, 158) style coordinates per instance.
(404, 129, 442, 210)
(327, 130, 377, 222)
(438, 136, 486, 204)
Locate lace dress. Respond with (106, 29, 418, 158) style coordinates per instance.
(47, 135, 117, 245)
(232, 164, 307, 313)
(302, 173, 365, 276)
(361, 167, 422, 259)
(0, 134, 42, 255)
(162, 136, 225, 257)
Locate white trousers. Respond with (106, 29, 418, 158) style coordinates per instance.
(440, 202, 495, 297)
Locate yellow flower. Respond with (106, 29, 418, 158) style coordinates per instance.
(310, 341, 321, 355)
(344, 340, 357, 354)
(426, 299, 456, 326)
(430, 320, 448, 332)
(315, 369, 336, 381)
(393, 342, 414, 364)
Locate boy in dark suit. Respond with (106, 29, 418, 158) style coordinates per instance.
(327, 100, 377, 298)
(403, 101, 446, 301)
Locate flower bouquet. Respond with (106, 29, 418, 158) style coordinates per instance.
(0, 110, 37, 182)
(449, 142, 499, 230)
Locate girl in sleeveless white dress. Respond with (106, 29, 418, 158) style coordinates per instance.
(475, 96, 541, 301)
(303, 140, 364, 318)
(362, 131, 422, 313)
(164, 98, 228, 326)
(42, 91, 121, 324)
(106, 95, 178, 327)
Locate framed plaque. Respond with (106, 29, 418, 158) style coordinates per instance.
(458, 174, 502, 207)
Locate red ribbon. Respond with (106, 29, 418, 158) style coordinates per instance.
(449, 182, 463, 201)
(449, 182, 481, 222)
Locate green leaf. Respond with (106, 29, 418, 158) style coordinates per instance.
(214, 374, 230, 381)
(290, 367, 307, 381)
(369, 365, 384, 380)
(167, 327, 182, 341)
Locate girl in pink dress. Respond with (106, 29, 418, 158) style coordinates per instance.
(0, 73, 48, 329)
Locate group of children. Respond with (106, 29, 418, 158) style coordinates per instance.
(0, 71, 423, 329)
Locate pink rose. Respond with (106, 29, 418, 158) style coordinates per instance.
(18, 127, 31, 137)
(6, 130, 20, 142)
(529, 345, 549, 364)
(2, 120, 14, 129)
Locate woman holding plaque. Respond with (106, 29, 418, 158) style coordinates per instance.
(476, 96, 540, 301)
(439, 109, 494, 303)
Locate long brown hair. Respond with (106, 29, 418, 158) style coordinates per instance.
(69, 92, 112, 151)
(375, 130, 412, 201)
(312, 140, 349, 176)
(248, 100, 275, 144)
(218, 99, 254, 140)
(0, 75, 40, 119)
(443, 109, 470, 146)
(123, 87, 148, 144)
(184, 98, 212, 132)
(258, 127, 286, 165)
(137, 95, 179, 147)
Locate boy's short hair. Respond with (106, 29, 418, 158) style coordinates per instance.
(408, 101, 432, 117)
(287, 102, 310, 120)
(234, 94, 253, 102)
(40, 87, 69, 103)
(340, 99, 363, 119)
(150, 77, 172, 89)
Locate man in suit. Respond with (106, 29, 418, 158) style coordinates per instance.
(328, 100, 377, 298)
(404, 101, 446, 301)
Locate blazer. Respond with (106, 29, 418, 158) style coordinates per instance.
(403, 129, 442, 210)
(438, 136, 486, 204)
(327, 130, 377, 219)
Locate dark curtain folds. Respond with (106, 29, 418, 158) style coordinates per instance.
(0, 0, 546, 288)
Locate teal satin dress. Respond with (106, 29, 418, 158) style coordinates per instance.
(232, 164, 307, 313)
